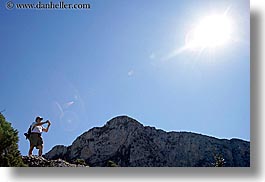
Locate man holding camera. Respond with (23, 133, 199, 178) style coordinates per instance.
(28, 116, 51, 157)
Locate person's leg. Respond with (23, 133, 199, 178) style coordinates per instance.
(28, 134, 37, 156)
(35, 135, 44, 157)
(37, 145, 43, 156)
(28, 145, 34, 156)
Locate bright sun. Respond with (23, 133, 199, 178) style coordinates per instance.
(185, 13, 234, 51)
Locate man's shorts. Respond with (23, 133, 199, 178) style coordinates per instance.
(29, 133, 43, 148)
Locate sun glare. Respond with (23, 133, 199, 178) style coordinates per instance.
(185, 13, 234, 52)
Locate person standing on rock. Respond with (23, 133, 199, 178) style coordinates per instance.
(28, 116, 51, 157)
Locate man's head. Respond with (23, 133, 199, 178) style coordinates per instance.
(35, 116, 43, 123)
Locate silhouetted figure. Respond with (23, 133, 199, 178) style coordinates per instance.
(28, 116, 51, 156)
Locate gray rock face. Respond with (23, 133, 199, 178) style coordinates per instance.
(45, 116, 250, 167)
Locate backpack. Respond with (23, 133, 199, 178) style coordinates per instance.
(24, 125, 32, 140)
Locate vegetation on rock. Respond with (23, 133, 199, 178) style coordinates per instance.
(107, 160, 119, 167)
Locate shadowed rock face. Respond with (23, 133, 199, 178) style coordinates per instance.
(45, 116, 250, 167)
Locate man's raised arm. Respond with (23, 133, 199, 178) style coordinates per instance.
(33, 121, 48, 126)
(43, 121, 51, 132)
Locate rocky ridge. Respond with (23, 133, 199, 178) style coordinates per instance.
(45, 116, 250, 167)
(22, 155, 88, 167)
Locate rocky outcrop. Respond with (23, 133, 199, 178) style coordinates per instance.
(22, 155, 88, 167)
(45, 116, 250, 167)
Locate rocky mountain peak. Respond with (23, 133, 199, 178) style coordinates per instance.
(105, 115, 143, 128)
(45, 116, 250, 167)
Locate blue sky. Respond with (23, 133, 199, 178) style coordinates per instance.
(0, 0, 249, 155)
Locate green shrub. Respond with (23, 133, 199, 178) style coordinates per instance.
(73, 158, 86, 166)
(107, 160, 119, 167)
(213, 153, 225, 167)
(0, 113, 26, 167)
